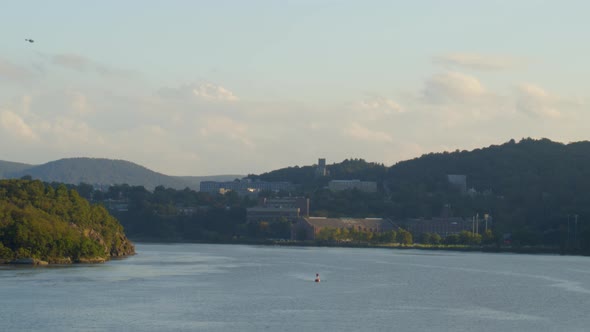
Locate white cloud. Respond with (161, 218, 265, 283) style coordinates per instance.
(52, 54, 90, 71)
(434, 53, 526, 70)
(36, 117, 96, 146)
(199, 115, 253, 147)
(0, 58, 35, 82)
(0, 110, 37, 141)
(358, 96, 405, 115)
(50, 53, 138, 77)
(193, 83, 238, 101)
(344, 122, 393, 143)
(515, 83, 560, 118)
(423, 71, 487, 103)
(68, 91, 92, 115)
(159, 83, 238, 102)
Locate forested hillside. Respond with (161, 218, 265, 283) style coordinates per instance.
(7, 158, 192, 190)
(385, 138, 590, 248)
(0, 179, 134, 264)
(6, 138, 587, 254)
(2, 158, 242, 190)
(241, 138, 590, 251)
(0, 160, 33, 178)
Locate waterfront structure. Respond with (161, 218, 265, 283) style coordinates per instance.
(258, 197, 310, 216)
(328, 179, 377, 193)
(292, 217, 396, 240)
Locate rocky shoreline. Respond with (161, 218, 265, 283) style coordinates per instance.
(1, 253, 135, 266)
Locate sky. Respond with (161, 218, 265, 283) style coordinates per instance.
(1, 1, 590, 176)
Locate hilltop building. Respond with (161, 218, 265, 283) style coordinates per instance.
(447, 174, 467, 193)
(315, 158, 328, 177)
(328, 179, 377, 193)
(292, 217, 396, 241)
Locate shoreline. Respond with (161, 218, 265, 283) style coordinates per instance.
(129, 237, 586, 256)
(0, 253, 136, 266)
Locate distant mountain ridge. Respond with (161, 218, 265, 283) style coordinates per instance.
(0, 158, 242, 190)
(0, 160, 33, 178)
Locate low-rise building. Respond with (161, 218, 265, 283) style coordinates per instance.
(246, 207, 301, 223)
(246, 197, 309, 223)
(200, 179, 294, 195)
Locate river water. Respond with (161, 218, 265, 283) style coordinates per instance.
(0, 243, 589, 331)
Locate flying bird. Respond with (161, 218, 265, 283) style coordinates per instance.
(25, 38, 34, 43)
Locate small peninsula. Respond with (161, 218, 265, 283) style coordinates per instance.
(0, 179, 135, 265)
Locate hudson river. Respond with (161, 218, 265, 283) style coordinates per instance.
(1, 244, 589, 331)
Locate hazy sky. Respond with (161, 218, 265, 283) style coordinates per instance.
(1, 1, 589, 175)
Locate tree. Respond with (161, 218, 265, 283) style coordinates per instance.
(397, 229, 413, 245)
(445, 234, 459, 245)
(482, 229, 495, 245)
(430, 233, 442, 245)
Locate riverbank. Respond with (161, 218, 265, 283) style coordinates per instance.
(269, 240, 564, 255)
(128, 236, 585, 256)
(0, 253, 135, 266)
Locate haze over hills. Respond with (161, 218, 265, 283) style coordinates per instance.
(0, 160, 33, 178)
(0, 158, 243, 191)
(2, 137, 589, 195)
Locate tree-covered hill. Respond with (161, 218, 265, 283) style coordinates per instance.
(384, 138, 590, 250)
(0, 179, 135, 264)
(0, 160, 33, 179)
(388, 138, 590, 194)
(248, 158, 387, 187)
(6, 158, 193, 191)
(387, 138, 590, 217)
(242, 138, 590, 251)
(3, 158, 243, 191)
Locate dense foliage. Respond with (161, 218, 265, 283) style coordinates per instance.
(243, 138, 590, 253)
(0, 179, 134, 263)
(386, 138, 590, 252)
(315, 227, 413, 245)
(24, 138, 589, 256)
(82, 184, 256, 242)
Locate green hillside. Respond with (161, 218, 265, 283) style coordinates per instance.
(0, 179, 135, 264)
(0, 160, 33, 179)
(8, 158, 192, 190)
(239, 138, 590, 251)
(3, 158, 243, 190)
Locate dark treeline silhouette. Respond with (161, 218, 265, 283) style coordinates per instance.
(35, 138, 590, 255)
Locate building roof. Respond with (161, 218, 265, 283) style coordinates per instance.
(247, 207, 300, 213)
(304, 217, 395, 230)
(398, 217, 466, 224)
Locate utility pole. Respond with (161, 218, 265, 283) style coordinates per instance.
(567, 215, 571, 250)
(575, 214, 579, 250)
